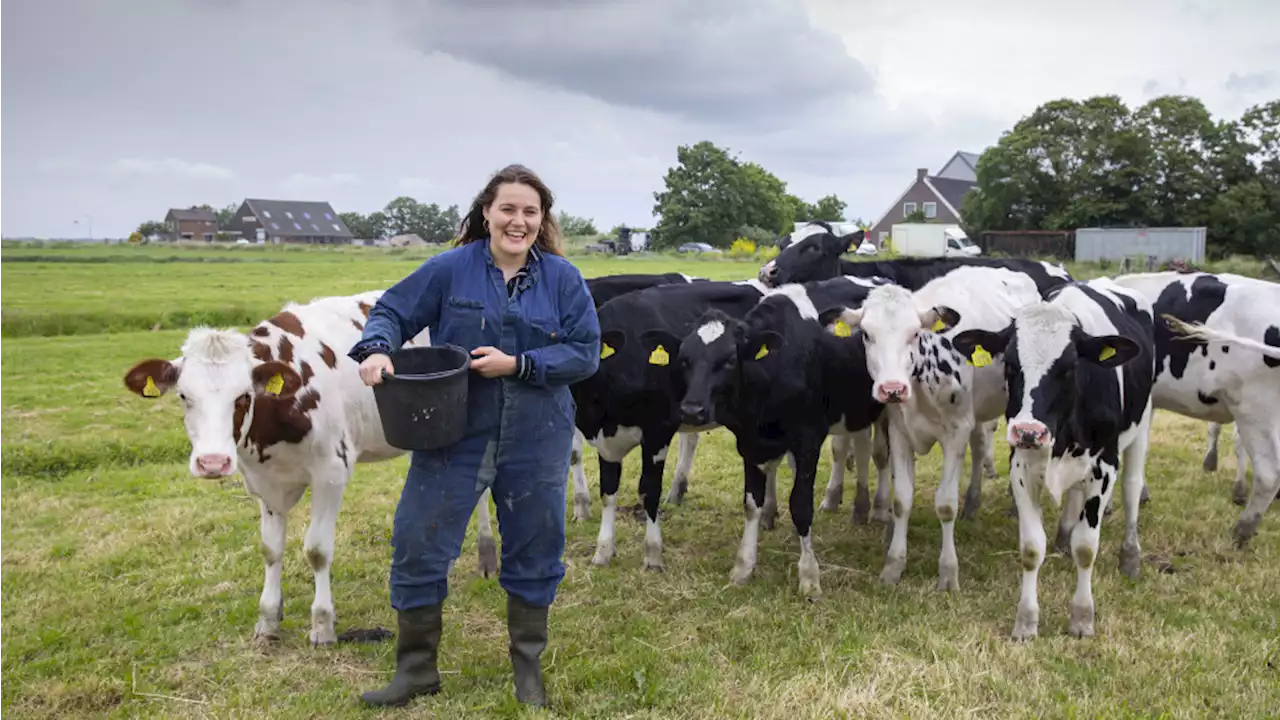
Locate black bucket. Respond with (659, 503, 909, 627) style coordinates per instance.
(372, 345, 470, 451)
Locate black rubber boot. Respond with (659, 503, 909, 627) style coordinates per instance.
(360, 604, 443, 707)
(507, 595, 549, 707)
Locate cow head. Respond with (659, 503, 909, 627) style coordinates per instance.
(658, 311, 784, 426)
(124, 328, 304, 478)
(952, 302, 1141, 454)
(821, 284, 959, 404)
(759, 228, 863, 287)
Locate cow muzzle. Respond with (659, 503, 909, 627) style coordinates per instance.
(1009, 422, 1051, 450)
(758, 262, 779, 286)
(875, 381, 910, 404)
(195, 453, 234, 477)
(679, 402, 710, 426)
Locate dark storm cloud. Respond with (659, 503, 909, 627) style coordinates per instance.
(393, 0, 874, 124)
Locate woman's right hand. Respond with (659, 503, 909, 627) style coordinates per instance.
(359, 353, 394, 386)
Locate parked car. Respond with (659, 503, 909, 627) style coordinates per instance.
(677, 242, 722, 255)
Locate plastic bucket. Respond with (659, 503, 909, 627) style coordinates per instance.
(372, 345, 470, 451)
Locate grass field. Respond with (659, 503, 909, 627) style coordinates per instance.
(3, 243, 1278, 718)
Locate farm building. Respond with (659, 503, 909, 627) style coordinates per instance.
(388, 233, 426, 247)
(867, 151, 982, 246)
(164, 206, 218, 242)
(227, 198, 354, 244)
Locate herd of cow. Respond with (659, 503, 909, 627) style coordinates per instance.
(123, 223, 1279, 647)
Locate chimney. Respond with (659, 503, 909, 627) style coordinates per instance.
(916, 168, 928, 181)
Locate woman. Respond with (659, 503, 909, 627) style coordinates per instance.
(350, 164, 600, 708)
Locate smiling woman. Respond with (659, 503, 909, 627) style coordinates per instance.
(348, 163, 601, 709)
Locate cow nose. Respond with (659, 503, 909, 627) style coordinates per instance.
(876, 381, 909, 404)
(679, 402, 708, 425)
(1009, 422, 1050, 449)
(196, 454, 233, 476)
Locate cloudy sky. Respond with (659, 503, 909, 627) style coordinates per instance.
(3, 0, 1277, 238)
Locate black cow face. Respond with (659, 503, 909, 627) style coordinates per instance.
(759, 230, 863, 287)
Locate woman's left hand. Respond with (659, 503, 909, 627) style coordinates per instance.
(469, 346, 518, 378)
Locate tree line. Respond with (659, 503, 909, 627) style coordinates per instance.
(137, 198, 600, 243)
(964, 96, 1280, 257)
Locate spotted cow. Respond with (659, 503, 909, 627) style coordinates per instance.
(123, 292, 497, 646)
(822, 266, 1044, 590)
(951, 278, 1156, 639)
(657, 276, 890, 597)
(1127, 271, 1280, 546)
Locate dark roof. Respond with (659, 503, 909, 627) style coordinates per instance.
(956, 151, 980, 171)
(242, 198, 353, 238)
(166, 207, 217, 222)
(927, 176, 978, 213)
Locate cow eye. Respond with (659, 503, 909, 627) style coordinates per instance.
(863, 333, 874, 345)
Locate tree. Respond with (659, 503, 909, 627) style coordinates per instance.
(810, 195, 847, 222)
(341, 211, 388, 239)
(382, 196, 434, 239)
(137, 220, 167, 238)
(903, 209, 927, 223)
(557, 212, 598, 236)
(652, 141, 791, 249)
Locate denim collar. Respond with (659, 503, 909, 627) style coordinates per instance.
(479, 237, 542, 272)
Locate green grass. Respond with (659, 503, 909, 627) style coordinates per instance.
(3, 244, 1279, 718)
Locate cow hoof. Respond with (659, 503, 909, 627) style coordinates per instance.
(1068, 603, 1095, 638)
(310, 627, 338, 647)
(960, 499, 981, 521)
(936, 565, 959, 592)
(1012, 606, 1039, 641)
(478, 537, 499, 579)
(573, 495, 591, 522)
(1139, 484, 1151, 505)
(644, 562, 665, 573)
(851, 507, 870, 525)
(1232, 486, 1248, 506)
(1232, 517, 1260, 549)
(761, 512, 777, 531)
(870, 508, 892, 524)
(252, 626, 281, 647)
(666, 481, 688, 505)
(799, 580, 821, 600)
(729, 565, 753, 586)
(1202, 451, 1218, 472)
(879, 560, 904, 586)
(1119, 542, 1141, 580)
(591, 545, 615, 567)
(819, 496, 841, 513)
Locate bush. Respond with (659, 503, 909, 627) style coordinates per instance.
(728, 238, 757, 259)
(735, 225, 775, 247)
(758, 245, 779, 263)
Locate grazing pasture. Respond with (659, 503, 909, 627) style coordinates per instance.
(2, 244, 1278, 718)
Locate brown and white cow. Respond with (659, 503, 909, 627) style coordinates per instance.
(123, 290, 496, 646)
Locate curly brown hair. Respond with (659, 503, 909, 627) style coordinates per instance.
(454, 164, 564, 256)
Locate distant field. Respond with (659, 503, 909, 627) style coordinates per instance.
(2, 242, 1278, 718)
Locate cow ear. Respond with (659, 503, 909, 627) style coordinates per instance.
(124, 358, 181, 399)
(921, 305, 962, 333)
(744, 330, 785, 361)
(600, 330, 626, 360)
(252, 361, 304, 397)
(1077, 334, 1142, 368)
(818, 306, 860, 338)
(639, 329, 682, 367)
(952, 326, 1012, 368)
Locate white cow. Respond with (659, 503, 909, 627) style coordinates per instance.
(123, 291, 497, 645)
(827, 267, 1043, 590)
(1204, 421, 1252, 505)
(1113, 271, 1280, 546)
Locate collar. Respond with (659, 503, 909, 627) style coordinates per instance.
(480, 237, 542, 272)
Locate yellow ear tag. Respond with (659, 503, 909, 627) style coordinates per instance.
(833, 320, 852, 337)
(1098, 345, 1116, 362)
(142, 376, 161, 398)
(970, 345, 993, 368)
(600, 343, 616, 360)
(754, 345, 769, 360)
(649, 345, 669, 366)
(932, 318, 947, 332)
(264, 372, 285, 396)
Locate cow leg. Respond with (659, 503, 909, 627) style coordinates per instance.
(791, 437, 823, 598)
(764, 454, 785, 531)
(1231, 420, 1279, 548)
(592, 458, 624, 566)
(303, 471, 350, 647)
(850, 429, 874, 524)
(1119, 404, 1153, 580)
(570, 429, 591, 521)
(819, 432, 849, 512)
(936, 431, 967, 592)
(1010, 449, 1048, 640)
(962, 422, 991, 520)
(1055, 485, 1084, 556)
(731, 459, 778, 585)
(475, 487, 498, 578)
(1069, 449, 1121, 638)
(255, 486, 305, 643)
(871, 417, 893, 523)
(982, 419, 999, 479)
(1231, 423, 1251, 506)
(639, 431, 676, 571)
(1204, 421, 1222, 472)
(666, 431, 699, 505)
(881, 415, 915, 585)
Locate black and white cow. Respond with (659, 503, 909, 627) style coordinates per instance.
(572, 279, 772, 570)
(1122, 271, 1280, 546)
(951, 278, 1156, 639)
(1204, 421, 1251, 504)
(821, 266, 1043, 590)
(653, 276, 890, 596)
(570, 272, 706, 520)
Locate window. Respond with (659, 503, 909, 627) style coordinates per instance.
(262, 211, 271, 219)
(923, 202, 938, 219)
(204, 233, 214, 242)
(303, 211, 312, 219)
(324, 212, 333, 220)
(285, 211, 294, 220)
(879, 231, 889, 243)
(311, 223, 320, 231)
(903, 202, 917, 215)
(332, 223, 342, 232)
(271, 222, 280, 230)
(293, 222, 302, 230)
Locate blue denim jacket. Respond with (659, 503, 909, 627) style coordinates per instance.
(350, 240, 601, 441)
